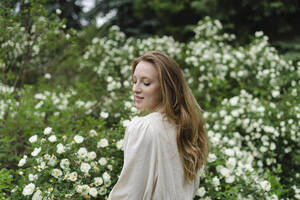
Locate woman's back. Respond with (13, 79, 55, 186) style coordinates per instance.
(108, 112, 200, 200)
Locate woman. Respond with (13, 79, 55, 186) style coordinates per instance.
(108, 51, 209, 200)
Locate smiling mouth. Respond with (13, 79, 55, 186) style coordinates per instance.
(135, 96, 144, 101)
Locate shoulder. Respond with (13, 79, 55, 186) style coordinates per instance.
(126, 112, 165, 138)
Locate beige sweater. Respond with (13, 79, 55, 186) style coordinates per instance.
(108, 112, 200, 200)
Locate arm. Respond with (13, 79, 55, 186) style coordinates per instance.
(108, 118, 157, 200)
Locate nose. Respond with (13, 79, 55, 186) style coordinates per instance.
(132, 83, 141, 93)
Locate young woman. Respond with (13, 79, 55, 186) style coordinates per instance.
(108, 51, 209, 200)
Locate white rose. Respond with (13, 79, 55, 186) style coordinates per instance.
(32, 189, 42, 200)
(68, 172, 78, 182)
(260, 180, 271, 191)
(89, 187, 98, 197)
(28, 174, 38, 181)
(224, 148, 235, 156)
(196, 187, 206, 197)
(44, 73, 51, 79)
(29, 135, 38, 143)
(22, 183, 35, 196)
(98, 186, 107, 195)
(102, 172, 110, 182)
(60, 159, 70, 170)
(56, 9, 62, 15)
(212, 177, 220, 186)
(100, 111, 109, 119)
(31, 147, 41, 157)
(94, 177, 103, 186)
(82, 185, 90, 196)
(207, 153, 217, 162)
(52, 168, 63, 178)
(87, 151, 97, 161)
(225, 175, 235, 183)
(97, 138, 109, 148)
(122, 119, 131, 127)
(48, 135, 57, 143)
(48, 155, 57, 166)
(116, 139, 124, 150)
(56, 143, 65, 154)
(80, 162, 91, 173)
(98, 157, 107, 166)
(74, 135, 84, 144)
(18, 155, 27, 167)
(89, 129, 97, 137)
(226, 157, 236, 170)
(77, 147, 88, 159)
(219, 167, 231, 177)
(44, 127, 52, 135)
(76, 185, 83, 193)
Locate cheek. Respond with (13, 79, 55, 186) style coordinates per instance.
(149, 86, 162, 101)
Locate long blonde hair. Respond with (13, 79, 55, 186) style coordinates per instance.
(132, 51, 209, 182)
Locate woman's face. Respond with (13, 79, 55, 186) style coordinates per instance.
(132, 61, 162, 112)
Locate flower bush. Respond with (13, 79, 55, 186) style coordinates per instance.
(1, 2, 299, 200)
(13, 126, 124, 199)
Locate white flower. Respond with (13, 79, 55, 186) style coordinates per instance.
(225, 175, 235, 183)
(68, 172, 78, 182)
(229, 96, 239, 106)
(76, 185, 83, 193)
(32, 189, 42, 200)
(260, 146, 267, 153)
(272, 90, 280, 98)
(44, 73, 51, 79)
(98, 186, 107, 195)
(94, 177, 103, 186)
(56, 143, 65, 154)
(97, 138, 109, 148)
(31, 147, 41, 157)
(122, 120, 131, 127)
(52, 169, 63, 178)
(77, 147, 88, 159)
(212, 177, 220, 186)
(56, 9, 62, 15)
(44, 127, 52, 135)
(87, 151, 97, 161)
(260, 180, 271, 191)
(22, 183, 35, 196)
(29, 135, 38, 143)
(219, 167, 231, 177)
(18, 155, 27, 167)
(116, 139, 124, 150)
(226, 157, 236, 170)
(48, 155, 57, 166)
(98, 157, 107, 166)
(102, 172, 111, 182)
(48, 135, 57, 143)
(74, 135, 84, 144)
(196, 187, 206, 197)
(60, 159, 70, 170)
(100, 111, 109, 119)
(89, 129, 97, 137)
(80, 162, 91, 173)
(224, 148, 235, 156)
(89, 187, 98, 197)
(81, 185, 90, 196)
(207, 153, 217, 162)
(28, 174, 38, 181)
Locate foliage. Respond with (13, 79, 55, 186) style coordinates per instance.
(0, 2, 300, 200)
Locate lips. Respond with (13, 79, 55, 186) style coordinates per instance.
(135, 96, 144, 102)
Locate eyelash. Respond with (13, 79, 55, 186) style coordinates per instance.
(133, 81, 150, 86)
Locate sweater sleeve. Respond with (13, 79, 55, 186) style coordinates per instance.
(108, 117, 158, 200)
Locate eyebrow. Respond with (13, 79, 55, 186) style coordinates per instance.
(132, 76, 152, 81)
